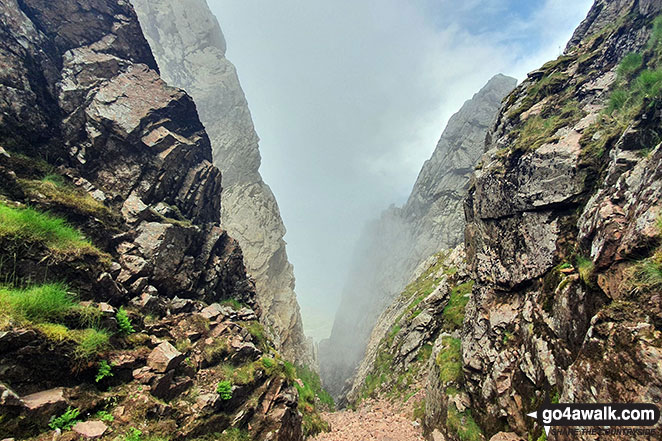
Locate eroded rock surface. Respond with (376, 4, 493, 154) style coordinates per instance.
(456, 1, 662, 440)
(0, 0, 303, 439)
(130, 0, 312, 366)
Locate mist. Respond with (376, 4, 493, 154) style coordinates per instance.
(209, 0, 593, 341)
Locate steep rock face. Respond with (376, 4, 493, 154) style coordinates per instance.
(0, 0, 304, 439)
(130, 0, 311, 365)
(457, 1, 662, 439)
(320, 75, 516, 399)
(344, 246, 470, 406)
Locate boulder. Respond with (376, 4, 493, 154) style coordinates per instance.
(72, 421, 108, 438)
(20, 388, 67, 416)
(147, 342, 185, 373)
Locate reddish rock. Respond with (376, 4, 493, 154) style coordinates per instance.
(72, 421, 108, 438)
(21, 388, 66, 413)
(147, 341, 185, 373)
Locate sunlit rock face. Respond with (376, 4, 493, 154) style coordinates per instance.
(131, 0, 312, 365)
(320, 75, 516, 399)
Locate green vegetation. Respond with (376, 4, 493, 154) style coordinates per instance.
(399, 251, 451, 301)
(295, 364, 335, 410)
(508, 100, 585, 154)
(558, 262, 572, 270)
(95, 410, 114, 423)
(202, 337, 230, 364)
(446, 404, 484, 441)
(95, 360, 114, 383)
(220, 362, 256, 385)
(417, 343, 433, 362)
(576, 255, 595, 286)
(436, 337, 462, 384)
(412, 399, 426, 422)
(0, 202, 99, 256)
(632, 251, 662, 290)
(73, 328, 110, 358)
(261, 356, 274, 369)
(0, 283, 110, 358)
(443, 281, 474, 330)
(116, 307, 135, 335)
(301, 410, 330, 438)
(290, 364, 333, 436)
(0, 283, 75, 322)
(617, 53, 643, 77)
(629, 219, 662, 292)
(242, 321, 268, 351)
(357, 252, 473, 404)
(20, 177, 113, 223)
(124, 428, 144, 441)
(220, 299, 244, 310)
(49, 407, 80, 431)
(216, 380, 233, 400)
(507, 70, 572, 121)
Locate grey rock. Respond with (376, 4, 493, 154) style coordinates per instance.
(0, 383, 22, 408)
(459, 2, 662, 438)
(322, 75, 516, 398)
(131, 0, 311, 366)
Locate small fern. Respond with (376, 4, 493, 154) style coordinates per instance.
(217, 380, 233, 400)
(95, 360, 114, 383)
(116, 307, 135, 335)
(49, 406, 80, 430)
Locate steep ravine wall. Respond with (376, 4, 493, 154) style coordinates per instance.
(423, 1, 662, 440)
(320, 75, 516, 399)
(131, 0, 312, 366)
(0, 0, 306, 439)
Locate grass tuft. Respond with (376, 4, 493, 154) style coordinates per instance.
(0, 202, 99, 255)
(436, 337, 462, 384)
(443, 281, 474, 330)
(72, 328, 110, 358)
(446, 404, 484, 441)
(617, 53, 643, 78)
(576, 255, 595, 286)
(0, 283, 75, 322)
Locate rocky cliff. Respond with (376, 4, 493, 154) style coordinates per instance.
(0, 0, 319, 439)
(320, 75, 516, 399)
(421, 1, 662, 440)
(130, 0, 311, 366)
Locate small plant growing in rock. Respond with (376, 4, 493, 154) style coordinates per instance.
(124, 427, 142, 441)
(116, 307, 135, 334)
(49, 406, 80, 430)
(261, 356, 274, 369)
(95, 410, 114, 422)
(95, 360, 114, 383)
(217, 380, 233, 400)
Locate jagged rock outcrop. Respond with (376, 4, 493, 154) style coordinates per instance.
(452, 1, 662, 440)
(344, 246, 470, 406)
(0, 0, 306, 439)
(320, 75, 516, 399)
(130, 0, 311, 366)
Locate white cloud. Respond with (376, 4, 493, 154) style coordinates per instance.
(209, 0, 592, 340)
